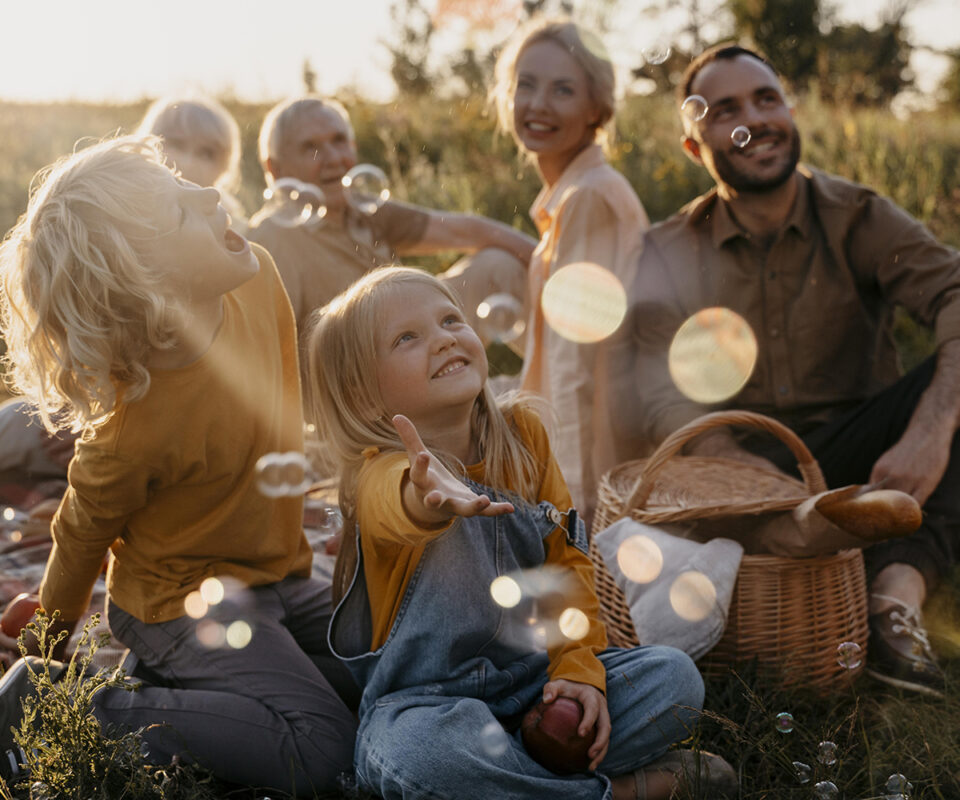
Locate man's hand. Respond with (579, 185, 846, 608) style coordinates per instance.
(393, 415, 514, 525)
(871, 421, 952, 505)
(541, 679, 611, 771)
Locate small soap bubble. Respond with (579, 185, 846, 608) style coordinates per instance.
(490, 576, 523, 608)
(681, 94, 709, 123)
(196, 618, 226, 649)
(342, 164, 390, 215)
(669, 571, 717, 623)
(200, 577, 225, 606)
(255, 453, 287, 498)
(9, 530, 22, 543)
(262, 178, 327, 228)
(817, 740, 838, 766)
(2, 507, 15, 521)
(476, 294, 525, 344)
(541, 262, 627, 344)
(731, 125, 752, 148)
(792, 761, 812, 784)
(813, 781, 838, 800)
(479, 720, 509, 757)
(30, 782, 53, 800)
(642, 44, 672, 65)
(316, 505, 344, 536)
(226, 620, 253, 649)
(668, 307, 758, 403)
(558, 607, 590, 641)
(837, 640, 862, 670)
(255, 452, 314, 497)
(884, 773, 913, 799)
(616, 534, 664, 584)
(184, 590, 208, 619)
(774, 711, 794, 734)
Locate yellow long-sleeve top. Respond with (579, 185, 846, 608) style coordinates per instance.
(356, 406, 609, 694)
(39, 244, 313, 624)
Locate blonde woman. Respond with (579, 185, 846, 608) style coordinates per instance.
(492, 19, 650, 526)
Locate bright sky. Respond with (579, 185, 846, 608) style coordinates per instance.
(0, 0, 957, 103)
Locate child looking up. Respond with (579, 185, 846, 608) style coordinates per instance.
(137, 96, 247, 231)
(306, 267, 736, 799)
(0, 136, 355, 794)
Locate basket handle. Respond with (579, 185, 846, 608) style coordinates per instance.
(621, 410, 827, 515)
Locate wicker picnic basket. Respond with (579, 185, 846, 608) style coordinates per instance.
(589, 410, 869, 691)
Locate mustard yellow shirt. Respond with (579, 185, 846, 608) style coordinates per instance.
(520, 144, 650, 522)
(356, 406, 608, 693)
(40, 245, 312, 623)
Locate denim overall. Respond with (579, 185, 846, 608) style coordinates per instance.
(330, 479, 703, 800)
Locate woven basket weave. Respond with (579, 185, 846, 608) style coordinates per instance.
(590, 410, 869, 691)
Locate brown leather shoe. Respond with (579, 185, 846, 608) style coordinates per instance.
(866, 596, 945, 698)
(630, 749, 738, 799)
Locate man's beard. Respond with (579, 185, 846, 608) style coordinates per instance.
(711, 123, 801, 194)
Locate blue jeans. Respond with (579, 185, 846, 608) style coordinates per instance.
(96, 575, 357, 796)
(355, 646, 704, 800)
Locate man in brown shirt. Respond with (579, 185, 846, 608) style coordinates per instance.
(622, 44, 960, 696)
(248, 96, 536, 333)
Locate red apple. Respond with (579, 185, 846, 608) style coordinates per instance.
(521, 697, 596, 774)
(0, 593, 42, 638)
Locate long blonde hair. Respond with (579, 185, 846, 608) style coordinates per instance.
(491, 18, 616, 154)
(305, 266, 543, 600)
(0, 136, 183, 432)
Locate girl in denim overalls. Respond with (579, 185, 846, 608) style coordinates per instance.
(306, 267, 736, 799)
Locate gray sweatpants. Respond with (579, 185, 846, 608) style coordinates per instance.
(96, 575, 357, 796)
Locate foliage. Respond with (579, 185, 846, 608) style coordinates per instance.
(2, 613, 219, 800)
(728, 0, 820, 86)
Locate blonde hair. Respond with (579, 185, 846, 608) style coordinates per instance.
(491, 18, 616, 153)
(258, 96, 354, 178)
(305, 267, 543, 600)
(0, 136, 184, 433)
(137, 95, 242, 194)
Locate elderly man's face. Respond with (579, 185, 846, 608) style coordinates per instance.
(683, 55, 800, 194)
(272, 106, 357, 213)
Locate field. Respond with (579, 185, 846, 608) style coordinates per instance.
(1, 92, 960, 798)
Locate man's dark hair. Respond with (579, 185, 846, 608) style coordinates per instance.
(678, 43, 778, 105)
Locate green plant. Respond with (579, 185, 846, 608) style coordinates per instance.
(2, 613, 219, 800)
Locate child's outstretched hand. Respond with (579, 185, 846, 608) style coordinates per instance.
(541, 679, 612, 771)
(393, 414, 514, 525)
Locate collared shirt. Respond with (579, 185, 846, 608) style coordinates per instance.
(619, 166, 960, 448)
(248, 200, 430, 330)
(520, 143, 649, 519)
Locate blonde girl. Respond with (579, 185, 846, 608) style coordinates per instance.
(0, 136, 355, 792)
(137, 96, 247, 230)
(492, 19, 650, 526)
(307, 266, 736, 799)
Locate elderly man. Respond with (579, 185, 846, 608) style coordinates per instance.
(620, 44, 960, 696)
(248, 96, 535, 334)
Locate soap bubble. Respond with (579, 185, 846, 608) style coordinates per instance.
(558, 607, 590, 641)
(255, 452, 314, 497)
(541, 262, 627, 343)
(668, 307, 758, 403)
(642, 45, 672, 65)
(480, 720, 509, 757)
(774, 711, 794, 734)
(669, 571, 717, 622)
(792, 761, 811, 784)
(884, 773, 912, 799)
(2, 507, 15, 521)
(817, 740, 838, 766)
(681, 95, 708, 123)
(490, 576, 522, 608)
(226, 620, 253, 649)
(184, 590, 208, 620)
(616, 534, 663, 584)
(813, 781, 838, 799)
(731, 125, 752, 148)
(262, 178, 327, 228)
(476, 294, 525, 344)
(196, 618, 226, 649)
(836, 640, 863, 670)
(304, 500, 343, 537)
(342, 164, 390, 215)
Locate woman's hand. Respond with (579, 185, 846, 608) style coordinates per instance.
(393, 414, 514, 525)
(541, 678, 611, 770)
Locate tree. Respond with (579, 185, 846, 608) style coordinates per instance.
(385, 0, 436, 96)
(727, 0, 819, 87)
